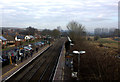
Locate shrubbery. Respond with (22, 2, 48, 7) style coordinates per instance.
(67, 21, 120, 80)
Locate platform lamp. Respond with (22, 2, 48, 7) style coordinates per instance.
(73, 51, 86, 80)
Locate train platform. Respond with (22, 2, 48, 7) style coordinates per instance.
(0, 44, 52, 81)
(53, 44, 73, 81)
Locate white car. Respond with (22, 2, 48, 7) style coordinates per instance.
(24, 46, 32, 51)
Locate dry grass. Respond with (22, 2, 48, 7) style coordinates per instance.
(71, 37, 120, 80)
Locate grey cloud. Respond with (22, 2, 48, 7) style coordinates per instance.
(0, 0, 117, 31)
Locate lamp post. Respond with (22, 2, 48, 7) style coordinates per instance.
(73, 51, 86, 80)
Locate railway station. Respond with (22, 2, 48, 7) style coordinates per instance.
(0, 0, 119, 81)
(0, 37, 74, 81)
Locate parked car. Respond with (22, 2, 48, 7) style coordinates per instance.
(41, 42, 44, 45)
(19, 49, 25, 57)
(24, 46, 33, 51)
(38, 41, 45, 46)
(0, 55, 8, 66)
(34, 42, 41, 46)
(34, 43, 38, 45)
(37, 42, 42, 46)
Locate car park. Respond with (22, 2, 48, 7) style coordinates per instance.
(1, 40, 47, 67)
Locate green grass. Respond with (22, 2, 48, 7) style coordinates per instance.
(93, 38, 119, 49)
(97, 38, 118, 44)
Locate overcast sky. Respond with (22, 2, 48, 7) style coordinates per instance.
(0, 0, 119, 32)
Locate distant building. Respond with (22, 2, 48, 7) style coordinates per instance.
(0, 36, 7, 45)
(94, 28, 102, 36)
(57, 26, 62, 32)
(15, 36, 25, 41)
(15, 35, 25, 46)
(94, 28, 109, 37)
(34, 35, 41, 39)
(109, 28, 116, 36)
(25, 35, 35, 41)
(101, 28, 109, 34)
(3, 35, 15, 45)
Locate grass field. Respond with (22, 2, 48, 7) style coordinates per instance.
(97, 38, 118, 48)
(89, 37, 119, 49)
(97, 38, 118, 43)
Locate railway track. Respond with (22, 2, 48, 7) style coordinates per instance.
(5, 38, 65, 81)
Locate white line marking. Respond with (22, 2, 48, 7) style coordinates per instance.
(53, 42, 65, 81)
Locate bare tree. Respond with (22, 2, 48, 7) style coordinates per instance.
(67, 21, 86, 41)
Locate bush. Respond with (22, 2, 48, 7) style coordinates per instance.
(70, 39, 120, 80)
(67, 21, 120, 80)
(98, 43, 104, 47)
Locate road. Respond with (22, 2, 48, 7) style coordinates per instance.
(6, 37, 66, 81)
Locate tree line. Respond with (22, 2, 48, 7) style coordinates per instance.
(19, 26, 61, 38)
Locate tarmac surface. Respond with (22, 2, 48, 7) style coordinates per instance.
(53, 40, 74, 81)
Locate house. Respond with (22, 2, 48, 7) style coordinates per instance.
(3, 35, 15, 47)
(8, 33, 16, 37)
(34, 35, 41, 39)
(15, 35, 25, 41)
(15, 35, 25, 46)
(0, 36, 7, 45)
(25, 35, 35, 41)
